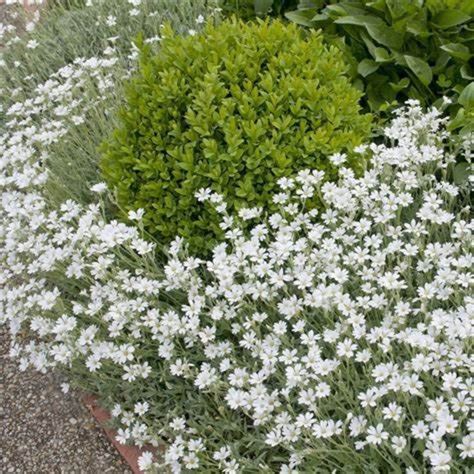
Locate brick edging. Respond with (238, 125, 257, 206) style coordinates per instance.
(82, 395, 158, 474)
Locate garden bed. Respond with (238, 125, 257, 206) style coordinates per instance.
(0, 1, 472, 473)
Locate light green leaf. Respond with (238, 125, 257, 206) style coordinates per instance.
(404, 55, 433, 86)
(373, 47, 391, 63)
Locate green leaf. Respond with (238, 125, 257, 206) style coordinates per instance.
(334, 14, 384, 27)
(254, 0, 274, 16)
(358, 59, 379, 77)
(373, 47, 391, 63)
(406, 19, 430, 38)
(440, 43, 471, 62)
(453, 162, 471, 185)
(285, 9, 319, 27)
(432, 10, 471, 29)
(366, 24, 404, 49)
(458, 82, 474, 108)
(311, 13, 330, 23)
(389, 77, 410, 92)
(460, 65, 474, 80)
(404, 55, 433, 86)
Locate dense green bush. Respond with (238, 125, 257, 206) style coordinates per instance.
(101, 19, 372, 252)
(286, 0, 473, 132)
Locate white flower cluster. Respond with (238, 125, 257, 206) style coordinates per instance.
(1, 70, 472, 472)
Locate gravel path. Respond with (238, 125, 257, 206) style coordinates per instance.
(0, 328, 131, 474)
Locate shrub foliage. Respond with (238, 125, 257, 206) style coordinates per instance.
(101, 19, 372, 252)
(286, 0, 474, 125)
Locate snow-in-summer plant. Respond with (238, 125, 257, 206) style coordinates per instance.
(0, 0, 218, 205)
(1, 74, 473, 473)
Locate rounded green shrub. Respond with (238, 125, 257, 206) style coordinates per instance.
(101, 19, 372, 252)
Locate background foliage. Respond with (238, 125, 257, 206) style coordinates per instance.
(101, 19, 372, 253)
(284, 1, 473, 134)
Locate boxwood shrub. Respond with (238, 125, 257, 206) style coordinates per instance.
(101, 19, 372, 253)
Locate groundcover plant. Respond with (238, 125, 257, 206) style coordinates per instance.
(0, 1, 473, 473)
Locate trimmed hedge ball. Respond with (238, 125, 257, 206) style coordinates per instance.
(101, 19, 372, 252)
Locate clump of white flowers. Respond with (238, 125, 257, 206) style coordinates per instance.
(1, 79, 472, 472)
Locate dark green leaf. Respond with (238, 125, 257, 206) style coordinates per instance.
(433, 52, 451, 74)
(440, 43, 471, 62)
(254, 0, 273, 16)
(334, 14, 384, 27)
(284, 9, 319, 27)
(358, 59, 379, 77)
(389, 77, 410, 92)
(460, 65, 474, 80)
(404, 55, 433, 86)
(458, 82, 474, 108)
(366, 24, 404, 49)
(453, 162, 471, 185)
(406, 19, 430, 38)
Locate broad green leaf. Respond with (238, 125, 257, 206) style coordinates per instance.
(285, 9, 319, 27)
(440, 43, 471, 62)
(327, 4, 370, 16)
(404, 55, 433, 86)
(311, 13, 331, 23)
(358, 59, 379, 77)
(458, 82, 474, 108)
(334, 15, 384, 27)
(433, 52, 451, 74)
(389, 77, 410, 92)
(453, 162, 471, 185)
(460, 65, 474, 80)
(360, 32, 378, 58)
(325, 4, 355, 16)
(366, 24, 404, 49)
(254, 0, 273, 16)
(385, 0, 421, 20)
(432, 10, 471, 29)
(447, 105, 466, 131)
(406, 19, 431, 38)
(373, 47, 391, 63)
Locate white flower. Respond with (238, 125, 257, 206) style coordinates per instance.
(329, 152, 347, 166)
(90, 182, 108, 193)
(137, 451, 154, 471)
(457, 433, 474, 459)
(128, 208, 145, 221)
(366, 424, 389, 445)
